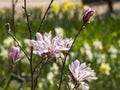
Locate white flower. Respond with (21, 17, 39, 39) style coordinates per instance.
(84, 43, 91, 50)
(50, 63, 59, 75)
(83, 43, 93, 60)
(69, 60, 97, 89)
(55, 27, 64, 35)
(86, 50, 93, 60)
(38, 82, 43, 88)
(24, 39, 30, 46)
(0, 47, 9, 59)
(30, 32, 73, 58)
(20, 52, 29, 64)
(47, 72, 54, 84)
(68, 82, 74, 89)
(108, 46, 118, 59)
(93, 40, 103, 50)
(97, 54, 106, 64)
(3, 37, 14, 47)
(110, 54, 117, 59)
(109, 46, 118, 54)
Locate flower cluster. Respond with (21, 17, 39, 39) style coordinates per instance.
(51, 1, 60, 14)
(69, 60, 97, 89)
(30, 31, 73, 58)
(1, 5, 97, 90)
(51, 1, 83, 13)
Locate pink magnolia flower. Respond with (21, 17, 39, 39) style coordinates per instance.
(83, 8, 95, 24)
(11, 47, 20, 63)
(69, 60, 97, 89)
(30, 32, 73, 57)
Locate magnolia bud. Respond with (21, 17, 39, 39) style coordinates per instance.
(83, 8, 95, 24)
(5, 23, 11, 32)
(11, 47, 20, 63)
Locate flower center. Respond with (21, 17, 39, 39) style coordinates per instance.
(48, 46, 52, 51)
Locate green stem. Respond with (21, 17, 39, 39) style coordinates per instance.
(23, 0, 33, 89)
(58, 23, 85, 90)
(7, 31, 30, 60)
(37, 0, 54, 32)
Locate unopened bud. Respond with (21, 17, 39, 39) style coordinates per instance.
(11, 47, 20, 64)
(5, 23, 11, 32)
(83, 8, 95, 24)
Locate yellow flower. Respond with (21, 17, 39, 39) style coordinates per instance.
(62, 1, 70, 12)
(69, 2, 76, 10)
(37, 5, 42, 11)
(78, 3, 83, 9)
(100, 63, 111, 75)
(51, 1, 60, 14)
(1, 9, 7, 15)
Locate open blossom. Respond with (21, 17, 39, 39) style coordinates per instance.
(30, 32, 73, 57)
(69, 60, 97, 89)
(11, 47, 20, 63)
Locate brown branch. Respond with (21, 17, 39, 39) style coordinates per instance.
(37, 0, 54, 32)
(6, 29, 30, 61)
(23, 0, 34, 89)
(58, 23, 85, 90)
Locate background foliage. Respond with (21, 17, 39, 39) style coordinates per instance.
(0, 1, 120, 90)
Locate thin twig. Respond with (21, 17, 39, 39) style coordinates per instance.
(22, 0, 32, 39)
(37, 0, 54, 32)
(7, 31, 30, 60)
(32, 60, 43, 73)
(11, 0, 18, 37)
(72, 82, 78, 90)
(63, 72, 71, 90)
(0, 64, 13, 87)
(58, 23, 85, 90)
(11, 0, 15, 37)
(23, 0, 34, 89)
(34, 60, 47, 83)
(15, 0, 18, 5)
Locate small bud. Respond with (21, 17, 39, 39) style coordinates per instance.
(83, 8, 95, 24)
(5, 23, 11, 32)
(11, 47, 20, 64)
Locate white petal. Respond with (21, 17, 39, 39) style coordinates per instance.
(33, 51, 41, 55)
(30, 40, 39, 48)
(44, 32, 52, 41)
(79, 63, 87, 70)
(73, 60, 80, 70)
(36, 32, 43, 41)
(81, 82, 89, 90)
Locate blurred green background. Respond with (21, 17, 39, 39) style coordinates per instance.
(0, 0, 120, 90)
